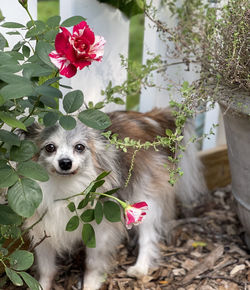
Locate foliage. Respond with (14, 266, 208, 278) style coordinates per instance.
(0, 2, 126, 288)
(62, 172, 122, 248)
(145, 0, 250, 103)
(97, 0, 144, 18)
(0, 0, 239, 288)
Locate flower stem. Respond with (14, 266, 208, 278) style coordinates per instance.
(93, 192, 127, 209)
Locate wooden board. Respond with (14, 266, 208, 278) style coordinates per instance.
(198, 145, 231, 190)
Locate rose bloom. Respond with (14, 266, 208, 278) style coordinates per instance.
(124, 201, 148, 229)
(49, 21, 105, 78)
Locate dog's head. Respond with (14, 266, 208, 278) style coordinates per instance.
(23, 121, 99, 177)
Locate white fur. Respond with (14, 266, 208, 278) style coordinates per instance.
(24, 117, 205, 290)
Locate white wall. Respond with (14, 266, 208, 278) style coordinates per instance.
(0, 0, 37, 48)
(139, 0, 201, 112)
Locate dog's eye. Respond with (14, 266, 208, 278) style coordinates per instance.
(75, 144, 85, 153)
(45, 144, 56, 153)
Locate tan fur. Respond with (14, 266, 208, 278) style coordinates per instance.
(23, 108, 205, 290)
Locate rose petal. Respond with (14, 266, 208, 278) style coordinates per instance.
(73, 21, 95, 45)
(131, 202, 148, 210)
(49, 51, 77, 78)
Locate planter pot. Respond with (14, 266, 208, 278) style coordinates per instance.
(219, 92, 250, 247)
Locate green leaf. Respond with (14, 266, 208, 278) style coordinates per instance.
(44, 30, 58, 42)
(82, 223, 96, 248)
(0, 112, 26, 130)
(113, 97, 125, 105)
(0, 83, 34, 100)
(59, 115, 76, 130)
(10, 140, 37, 162)
(40, 96, 58, 109)
(0, 52, 17, 66)
(47, 15, 61, 27)
(0, 129, 20, 146)
(43, 112, 59, 127)
(96, 171, 110, 181)
(19, 272, 40, 290)
(22, 45, 30, 58)
(17, 160, 49, 182)
(0, 166, 19, 187)
(5, 267, 23, 286)
(25, 21, 46, 38)
(36, 41, 54, 68)
(0, 72, 30, 84)
(0, 64, 21, 73)
(35, 85, 62, 98)
(78, 109, 111, 130)
(101, 188, 119, 197)
(7, 178, 42, 218)
(0, 204, 22, 225)
(67, 202, 76, 212)
(63, 90, 84, 113)
(94, 201, 103, 225)
(22, 63, 54, 78)
(1, 22, 25, 28)
(80, 209, 94, 223)
(77, 195, 90, 210)
(91, 180, 105, 192)
(61, 16, 86, 27)
(103, 201, 121, 222)
(66, 215, 79, 232)
(165, 129, 173, 136)
(0, 33, 7, 51)
(97, 0, 144, 18)
(9, 250, 34, 271)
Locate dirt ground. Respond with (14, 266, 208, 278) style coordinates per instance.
(5, 185, 250, 290)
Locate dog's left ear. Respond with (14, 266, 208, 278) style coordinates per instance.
(18, 122, 43, 140)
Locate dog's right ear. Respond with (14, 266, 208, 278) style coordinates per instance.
(18, 122, 43, 140)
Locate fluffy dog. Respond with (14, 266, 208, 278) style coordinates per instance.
(23, 108, 206, 290)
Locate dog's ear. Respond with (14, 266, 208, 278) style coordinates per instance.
(19, 122, 43, 140)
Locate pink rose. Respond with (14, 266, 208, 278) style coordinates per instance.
(49, 21, 105, 78)
(124, 202, 148, 229)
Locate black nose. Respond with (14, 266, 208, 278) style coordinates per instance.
(59, 158, 72, 171)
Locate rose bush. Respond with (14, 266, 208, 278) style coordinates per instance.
(49, 21, 105, 78)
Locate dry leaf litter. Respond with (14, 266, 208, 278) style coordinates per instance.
(4, 185, 250, 290)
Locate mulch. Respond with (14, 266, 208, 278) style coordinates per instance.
(4, 185, 250, 290)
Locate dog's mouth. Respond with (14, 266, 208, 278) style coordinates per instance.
(53, 168, 79, 176)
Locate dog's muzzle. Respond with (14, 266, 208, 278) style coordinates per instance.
(58, 158, 72, 171)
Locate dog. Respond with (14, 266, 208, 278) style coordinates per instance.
(23, 108, 206, 290)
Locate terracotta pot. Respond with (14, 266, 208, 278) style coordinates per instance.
(219, 92, 250, 247)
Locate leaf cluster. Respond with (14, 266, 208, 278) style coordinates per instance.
(0, 7, 114, 289)
(63, 172, 121, 248)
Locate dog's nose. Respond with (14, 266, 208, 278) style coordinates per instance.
(59, 158, 72, 171)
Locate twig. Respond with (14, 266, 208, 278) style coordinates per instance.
(30, 231, 50, 252)
(194, 275, 246, 287)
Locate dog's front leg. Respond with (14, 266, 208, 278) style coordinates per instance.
(34, 239, 57, 290)
(83, 221, 124, 290)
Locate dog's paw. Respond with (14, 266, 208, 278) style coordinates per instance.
(127, 264, 149, 278)
(83, 270, 106, 290)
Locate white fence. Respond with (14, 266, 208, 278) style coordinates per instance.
(0, 0, 226, 150)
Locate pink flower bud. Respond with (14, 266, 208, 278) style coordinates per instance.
(124, 202, 148, 229)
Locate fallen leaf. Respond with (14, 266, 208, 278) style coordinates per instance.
(181, 259, 199, 271)
(230, 264, 246, 276)
(182, 245, 224, 284)
(172, 268, 186, 276)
